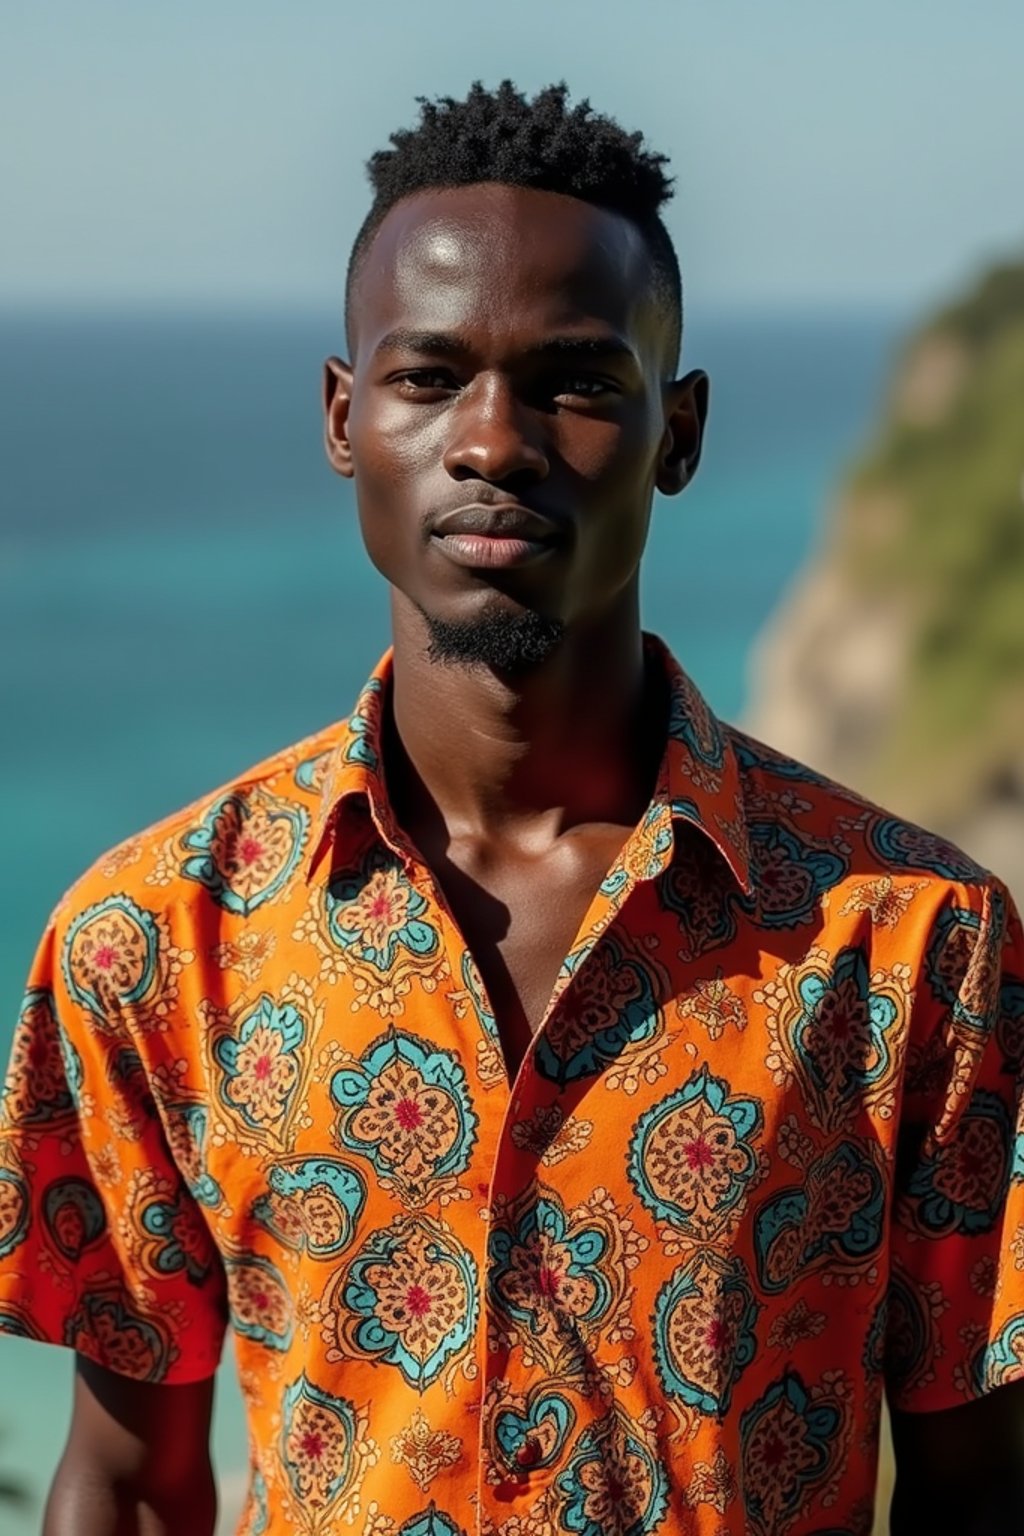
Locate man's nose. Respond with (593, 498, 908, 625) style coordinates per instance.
(442, 375, 549, 484)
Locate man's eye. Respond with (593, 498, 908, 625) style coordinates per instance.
(395, 369, 457, 393)
(553, 376, 614, 400)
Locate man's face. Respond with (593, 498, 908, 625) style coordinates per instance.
(326, 182, 706, 668)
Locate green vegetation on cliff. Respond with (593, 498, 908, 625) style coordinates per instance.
(843, 257, 1024, 810)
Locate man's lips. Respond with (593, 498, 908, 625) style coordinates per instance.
(429, 503, 567, 570)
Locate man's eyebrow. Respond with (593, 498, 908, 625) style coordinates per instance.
(372, 329, 639, 366)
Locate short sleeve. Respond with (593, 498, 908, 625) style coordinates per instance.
(0, 909, 227, 1383)
(886, 874, 1024, 1412)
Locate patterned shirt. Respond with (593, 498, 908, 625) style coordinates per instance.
(2, 637, 1024, 1536)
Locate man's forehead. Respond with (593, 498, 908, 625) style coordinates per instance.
(350, 183, 658, 354)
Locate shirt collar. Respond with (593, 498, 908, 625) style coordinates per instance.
(306, 637, 752, 895)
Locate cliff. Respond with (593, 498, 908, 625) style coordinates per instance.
(746, 259, 1024, 901)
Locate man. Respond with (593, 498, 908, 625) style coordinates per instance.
(2, 80, 1023, 1536)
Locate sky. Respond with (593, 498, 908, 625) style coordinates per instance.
(2, 0, 1023, 315)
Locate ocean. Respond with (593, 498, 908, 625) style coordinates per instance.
(0, 307, 900, 1528)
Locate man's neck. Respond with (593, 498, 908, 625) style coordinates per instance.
(385, 597, 663, 847)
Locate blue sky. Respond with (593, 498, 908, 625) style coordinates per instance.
(2, 0, 1022, 314)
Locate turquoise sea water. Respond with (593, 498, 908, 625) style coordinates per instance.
(0, 308, 899, 1526)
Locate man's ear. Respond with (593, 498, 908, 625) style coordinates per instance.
(323, 356, 355, 478)
(656, 368, 709, 496)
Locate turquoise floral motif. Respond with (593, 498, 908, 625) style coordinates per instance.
(180, 787, 308, 916)
(63, 1291, 172, 1382)
(789, 946, 899, 1104)
(62, 893, 161, 1021)
(979, 1311, 1024, 1393)
(225, 1252, 295, 1351)
(534, 934, 663, 1086)
(868, 815, 985, 883)
(252, 1156, 366, 1260)
(493, 1388, 576, 1475)
(652, 1252, 759, 1416)
(924, 898, 1003, 1033)
(628, 1066, 763, 1240)
(343, 677, 383, 769)
(398, 1509, 467, 1536)
(0, 1168, 30, 1261)
(667, 671, 726, 772)
(488, 1187, 626, 1374)
(905, 1087, 1011, 1236)
(326, 847, 438, 973)
(753, 1140, 884, 1294)
(3, 988, 80, 1126)
(138, 1187, 213, 1285)
(43, 1177, 107, 1263)
(747, 821, 847, 929)
(460, 950, 498, 1043)
(739, 1372, 844, 1536)
(341, 1215, 477, 1390)
(213, 994, 306, 1138)
(331, 1030, 476, 1208)
(279, 1374, 362, 1511)
(165, 1102, 224, 1208)
(294, 748, 332, 793)
(554, 1406, 669, 1536)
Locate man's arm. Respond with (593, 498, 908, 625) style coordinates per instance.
(43, 1354, 217, 1536)
(890, 1379, 1024, 1535)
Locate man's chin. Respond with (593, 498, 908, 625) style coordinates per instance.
(419, 605, 565, 674)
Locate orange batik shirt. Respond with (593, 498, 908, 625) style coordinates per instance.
(3, 637, 1024, 1536)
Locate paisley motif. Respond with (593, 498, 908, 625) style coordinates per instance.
(164, 1101, 224, 1208)
(331, 1030, 476, 1208)
(279, 1374, 376, 1533)
(924, 899, 1004, 1034)
(534, 933, 666, 1087)
(64, 1288, 175, 1382)
(753, 1140, 885, 1293)
(553, 1404, 669, 1536)
(133, 1179, 216, 1285)
(489, 1383, 576, 1479)
(979, 1310, 1024, 1394)
(628, 1065, 764, 1242)
(747, 821, 847, 929)
(884, 1262, 941, 1405)
(759, 944, 908, 1132)
(2, 987, 80, 1127)
(902, 1087, 1011, 1236)
(43, 1177, 107, 1263)
(62, 893, 161, 1025)
(0, 1167, 30, 1260)
(337, 1214, 477, 1391)
(251, 1156, 366, 1260)
(326, 846, 438, 973)
(226, 1251, 294, 1350)
(487, 1183, 642, 1378)
(739, 1371, 849, 1536)
(180, 785, 308, 916)
(210, 993, 311, 1151)
(652, 1251, 759, 1415)
(868, 815, 985, 882)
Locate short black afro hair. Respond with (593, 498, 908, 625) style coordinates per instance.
(345, 81, 682, 367)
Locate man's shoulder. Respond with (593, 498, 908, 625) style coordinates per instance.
(724, 721, 996, 900)
(51, 720, 344, 934)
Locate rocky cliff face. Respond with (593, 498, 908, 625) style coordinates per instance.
(746, 261, 1024, 901)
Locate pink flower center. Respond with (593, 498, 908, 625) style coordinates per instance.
(406, 1283, 432, 1318)
(237, 837, 264, 866)
(301, 1430, 324, 1461)
(93, 945, 117, 970)
(394, 1097, 423, 1130)
(537, 1266, 563, 1299)
(705, 1317, 727, 1352)
(685, 1136, 716, 1170)
(253, 1054, 273, 1081)
(252, 1290, 269, 1311)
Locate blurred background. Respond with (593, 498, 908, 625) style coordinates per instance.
(2, 3, 1022, 1530)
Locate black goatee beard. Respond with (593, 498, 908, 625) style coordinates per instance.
(420, 605, 565, 675)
